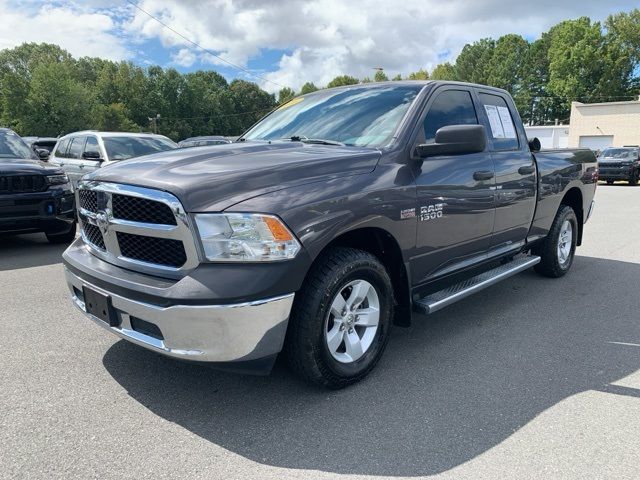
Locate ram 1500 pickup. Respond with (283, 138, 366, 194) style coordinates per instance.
(63, 81, 597, 388)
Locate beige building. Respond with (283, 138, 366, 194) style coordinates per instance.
(567, 99, 640, 150)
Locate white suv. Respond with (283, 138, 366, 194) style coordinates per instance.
(49, 131, 177, 188)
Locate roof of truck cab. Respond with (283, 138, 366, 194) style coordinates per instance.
(322, 80, 510, 96)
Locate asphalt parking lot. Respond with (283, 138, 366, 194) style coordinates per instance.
(1, 184, 639, 480)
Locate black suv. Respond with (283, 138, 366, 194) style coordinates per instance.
(598, 147, 640, 185)
(0, 128, 76, 243)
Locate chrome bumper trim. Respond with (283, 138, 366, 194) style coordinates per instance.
(65, 267, 294, 362)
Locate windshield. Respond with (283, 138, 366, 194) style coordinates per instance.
(0, 131, 36, 159)
(599, 148, 636, 159)
(243, 85, 422, 148)
(103, 136, 177, 161)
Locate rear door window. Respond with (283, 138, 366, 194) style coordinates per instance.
(423, 90, 478, 143)
(67, 136, 87, 159)
(478, 93, 519, 151)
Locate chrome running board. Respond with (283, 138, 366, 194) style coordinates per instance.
(413, 256, 541, 315)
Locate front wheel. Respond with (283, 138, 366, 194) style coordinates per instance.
(285, 247, 394, 388)
(629, 170, 638, 186)
(45, 221, 76, 244)
(532, 205, 578, 278)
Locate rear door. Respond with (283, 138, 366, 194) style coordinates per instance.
(64, 136, 88, 188)
(49, 138, 70, 168)
(476, 90, 536, 252)
(411, 86, 496, 284)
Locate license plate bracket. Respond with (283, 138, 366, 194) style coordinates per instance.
(83, 287, 118, 327)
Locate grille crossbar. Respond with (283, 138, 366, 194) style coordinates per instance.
(76, 182, 198, 278)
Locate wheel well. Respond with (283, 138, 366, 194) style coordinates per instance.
(321, 228, 412, 327)
(560, 187, 584, 245)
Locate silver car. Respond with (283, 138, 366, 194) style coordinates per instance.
(49, 131, 177, 188)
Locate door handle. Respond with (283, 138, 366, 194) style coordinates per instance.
(518, 165, 535, 175)
(79, 164, 84, 169)
(473, 170, 494, 181)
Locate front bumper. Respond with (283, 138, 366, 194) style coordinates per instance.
(0, 188, 75, 234)
(65, 266, 295, 364)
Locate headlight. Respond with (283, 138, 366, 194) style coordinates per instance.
(46, 174, 69, 185)
(194, 213, 301, 262)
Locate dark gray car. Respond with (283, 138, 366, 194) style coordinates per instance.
(63, 81, 597, 388)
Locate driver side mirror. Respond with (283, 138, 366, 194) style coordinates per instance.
(82, 150, 102, 161)
(417, 125, 487, 158)
(35, 148, 50, 160)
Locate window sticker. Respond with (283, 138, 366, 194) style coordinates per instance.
(497, 106, 517, 139)
(277, 97, 304, 110)
(484, 105, 505, 138)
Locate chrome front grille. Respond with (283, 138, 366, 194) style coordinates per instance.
(76, 181, 200, 278)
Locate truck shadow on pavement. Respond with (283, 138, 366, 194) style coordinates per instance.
(102, 255, 640, 477)
(0, 233, 69, 271)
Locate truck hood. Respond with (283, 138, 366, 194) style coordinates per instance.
(85, 141, 381, 211)
(0, 158, 62, 175)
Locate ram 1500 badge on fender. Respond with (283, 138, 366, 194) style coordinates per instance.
(63, 81, 597, 388)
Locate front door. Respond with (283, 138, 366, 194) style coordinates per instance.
(412, 87, 496, 285)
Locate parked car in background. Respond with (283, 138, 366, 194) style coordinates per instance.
(597, 147, 640, 185)
(49, 131, 177, 188)
(22, 136, 58, 160)
(0, 128, 75, 243)
(178, 135, 232, 148)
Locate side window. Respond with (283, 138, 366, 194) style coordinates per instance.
(67, 136, 87, 159)
(84, 136, 100, 156)
(478, 93, 519, 151)
(53, 138, 70, 158)
(424, 90, 478, 143)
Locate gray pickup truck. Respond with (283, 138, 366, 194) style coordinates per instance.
(63, 81, 597, 388)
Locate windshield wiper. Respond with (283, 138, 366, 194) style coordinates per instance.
(288, 135, 345, 146)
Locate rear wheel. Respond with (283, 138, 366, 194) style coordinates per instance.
(606, 180, 614, 185)
(285, 247, 394, 388)
(532, 206, 577, 278)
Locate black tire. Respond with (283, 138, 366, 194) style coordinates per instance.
(606, 180, 614, 185)
(285, 247, 394, 389)
(532, 205, 578, 278)
(629, 170, 638, 186)
(45, 221, 76, 244)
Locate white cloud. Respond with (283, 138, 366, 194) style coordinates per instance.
(171, 48, 196, 67)
(122, 0, 639, 92)
(1, 0, 637, 93)
(0, 0, 131, 60)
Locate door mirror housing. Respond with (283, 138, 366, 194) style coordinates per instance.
(35, 148, 50, 160)
(82, 150, 102, 161)
(417, 125, 487, 158)
(528, 137, 541, 153)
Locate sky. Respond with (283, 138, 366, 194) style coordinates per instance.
(1, 0, 638, 93)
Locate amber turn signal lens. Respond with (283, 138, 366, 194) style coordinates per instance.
(264, 216, 294, 241)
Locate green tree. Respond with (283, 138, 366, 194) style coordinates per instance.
(374, 70, 389, 82)
(392, 74, 402, 81)
(407, 68, 429, 80)
(278, 87, 296, 104)
(430, 63, 457, 80)
(326, 75, 359, 88)
(546, 17, 633, 118)
(23, 62, 94, 136)
(360, 76, 372, 83)
(92, 103, 139, 132)
(455, 38, 495, 84)
(300, 82, 318, 94)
